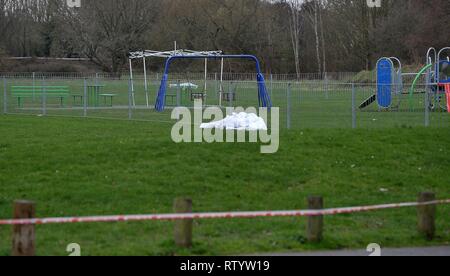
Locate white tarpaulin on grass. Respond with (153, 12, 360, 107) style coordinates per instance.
(200, 112, 268, 131)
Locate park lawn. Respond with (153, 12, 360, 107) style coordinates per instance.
(0, 114, 449, 256)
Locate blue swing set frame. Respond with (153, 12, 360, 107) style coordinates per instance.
(154, 55, 272, 112)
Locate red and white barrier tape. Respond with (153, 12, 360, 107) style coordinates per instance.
(0, 199, 449, 226)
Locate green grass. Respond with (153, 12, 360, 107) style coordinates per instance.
(0, 114, 449, 256)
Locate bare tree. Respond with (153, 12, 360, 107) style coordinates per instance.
(285, 0, 303, 79)
(318, 0, 327, 74)
(1, 0, 449, 74)
(59, 0, 161, 73)
(304, 0, 322, 74)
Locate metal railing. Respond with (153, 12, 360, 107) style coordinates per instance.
(0, 71, 361, 82)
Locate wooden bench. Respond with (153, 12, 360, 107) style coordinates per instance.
(12, 86, 70, 108)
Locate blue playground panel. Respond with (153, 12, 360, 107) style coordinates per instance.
(377, 58, 393, 108)
(438, 60, 450, 83)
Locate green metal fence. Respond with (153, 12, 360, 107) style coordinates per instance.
(1, 75, 449, 129)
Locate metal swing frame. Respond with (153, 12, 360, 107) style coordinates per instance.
(128, 49, 223, 108)
(154, 54, 272, 112)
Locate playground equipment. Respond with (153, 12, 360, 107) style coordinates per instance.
(441, 83, 450, 112)
(409, 47, 450, 111)
(128, 48, 222, 108)
(360, 47, 450, 113)
(128, 49, 272, 111)
(359, 57, 403, 110)
(153, 54, 271, 112)
(377, 57, 403, 109)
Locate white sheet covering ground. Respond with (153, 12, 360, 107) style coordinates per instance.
(200, 112, 268, 131)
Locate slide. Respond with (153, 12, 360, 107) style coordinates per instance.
(359, 94, 377, 109)
(409, 63, 433, 110)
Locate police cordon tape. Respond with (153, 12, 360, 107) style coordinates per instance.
(0, 199, 449, 226)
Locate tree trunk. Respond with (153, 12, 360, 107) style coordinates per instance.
(319, 0, 327, 75)
(288, 0, 302, 79)
(313, 0, 321, 74)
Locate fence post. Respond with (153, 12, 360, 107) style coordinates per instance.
(174, 198, 193, 248)
(229, 82, 233, 108)
(42, 77, 47, 116)
(12, 200, 36, 256)
(176, 80, 181, 107)
(287, 83, 291, 129)
(352, 84, 356, 129)
(32, 72, 36, 102)
(424, 87, 430, 127)
(3, 77, 7, 114)
(83, 78, 88, 117)
(307, 196, 323, 243)
(417, 192, 436, 240)
(270, 74, 273, 100)
(215, 73, 218, 96)
(128, 79, 132, 120)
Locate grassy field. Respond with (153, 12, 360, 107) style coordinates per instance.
(0, 114, 449, 256)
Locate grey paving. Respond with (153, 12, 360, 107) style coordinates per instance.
(260, 246, 450, 256)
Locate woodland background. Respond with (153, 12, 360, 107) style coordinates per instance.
(0, 0, 448, 74)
